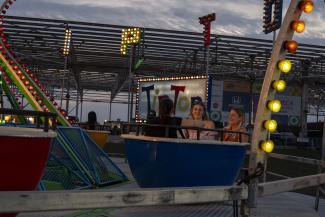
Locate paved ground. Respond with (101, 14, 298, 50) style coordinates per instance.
(18, 157, 325, 217)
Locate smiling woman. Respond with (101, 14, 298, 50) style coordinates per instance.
(223, 107, 248, 143)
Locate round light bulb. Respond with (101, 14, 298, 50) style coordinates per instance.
(291, 20, 305, 33)
(278, 59, 292, 73)
(264, 120, 278, 132)
(267, 100, 282, 113)
(272, 80, 286, 92)
(299, 0, 314, 13)
(284, 40, 298, 53)
(260, 140, 275, 153)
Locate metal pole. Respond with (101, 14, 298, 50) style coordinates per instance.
(315, 119, 325, 210)
(0, 74, 3, 110)
(66, 77, 70, 114)
(317, 103, 319, 122)
(60, 56, 68, 108)
(76, 89, 79, 120)
(109, 97, 112, 121)
(66, 77, 70, 113)
(130, 88, 134, 122)
(80, 90, 83, 122)
(273, 30, 277, 45)
(300, 81, 308, 138)
(127, 46, 133, 123)
(250, 81, 254, 125)
(206, 46, 210, 76)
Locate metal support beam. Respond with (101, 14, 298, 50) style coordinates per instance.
(269, 153, 325, 167)
(258, 173, 325, 197)
(80, 89, 83, 122)
(248, 0, 302, 207)
(111, 71, 128, 101)
(60, 56, 68, 107)
(315, 120, 325, 210)
(0, 186, 247, 214)
(66, 75, 70, 113)
(300, 81, 308, 138)
(75, 88, 79, 119)
(109, 102, 112, 121)
(70, 43, 82, 94)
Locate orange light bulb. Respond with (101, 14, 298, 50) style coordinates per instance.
(299, 0, 314, 13)
(291, 20, 305, 33)
(284, 40, 298, 53)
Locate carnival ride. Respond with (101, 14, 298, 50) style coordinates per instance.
(0, 1, 127, 192)
(123, 134, 249, 188)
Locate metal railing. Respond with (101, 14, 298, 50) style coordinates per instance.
(0, 108, 58, 132)
(121, 122, 252, 143)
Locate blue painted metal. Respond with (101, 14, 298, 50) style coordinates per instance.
(58, 127, 128, 186)
(124, 137, 247, 187)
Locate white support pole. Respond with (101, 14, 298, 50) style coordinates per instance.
(248, 0, 302, 207)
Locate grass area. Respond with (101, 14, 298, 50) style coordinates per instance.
(267, 148, 323, 196)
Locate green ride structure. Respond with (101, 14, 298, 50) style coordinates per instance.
(0, 25, 127, 190)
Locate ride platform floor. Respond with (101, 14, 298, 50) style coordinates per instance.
(18, 157, 325, 217)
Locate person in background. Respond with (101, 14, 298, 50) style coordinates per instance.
(144, 96, 183, 138)
(223, 107, 248, 142)
(87, 111, 99, 130)
(186, 97, 216, 140)
(146, 110, 157, 122)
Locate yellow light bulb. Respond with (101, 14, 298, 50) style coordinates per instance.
(4, 115, 11, 122)
(278, 59, 292, 73)
(267, 100, 282, 113)
(272, 80, 286, 92)
(260, 140, 275, 153)
(264, 120, 278, 132)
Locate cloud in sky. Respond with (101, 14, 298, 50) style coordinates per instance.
(7, 0, 325, 44)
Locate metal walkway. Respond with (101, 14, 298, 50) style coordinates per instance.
(18, 157, 323, 217)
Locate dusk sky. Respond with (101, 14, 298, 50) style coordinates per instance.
(9, 0, 325, 43)
(5, 0, 325, 122)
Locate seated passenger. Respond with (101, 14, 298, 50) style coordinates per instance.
(223, 108, 248, 142)
(144, 96, 182, 138)
(184, 97, 216, 140)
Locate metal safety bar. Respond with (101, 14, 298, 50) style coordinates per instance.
(0, 108, 57, 131)
(121, 122, 251, 142)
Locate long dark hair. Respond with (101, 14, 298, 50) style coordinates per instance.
(87, 111, 97, 130)
(159, 97, 173, 121)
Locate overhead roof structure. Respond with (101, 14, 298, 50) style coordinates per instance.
(2, 15, 325, 105)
